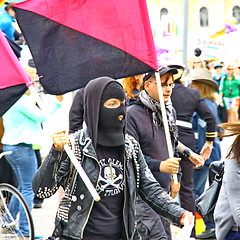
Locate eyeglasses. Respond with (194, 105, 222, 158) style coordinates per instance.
(150, 82, 175, 88)
(227, 68, 234, 70)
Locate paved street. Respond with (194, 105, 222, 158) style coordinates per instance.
(32, 194, 58, 239)
(31, 135, 235, 240)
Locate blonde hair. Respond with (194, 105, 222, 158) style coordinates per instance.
(192, 81, 216, 101)
(189, 57, 206, 69)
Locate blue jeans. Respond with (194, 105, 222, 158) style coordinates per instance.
(3, 143, 37, 236)
(193, 165, 209, 200)
(224, 231, 240, 240)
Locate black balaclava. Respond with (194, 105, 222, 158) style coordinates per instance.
(98, 82, 126, 146)
(84, 77, 126, 148)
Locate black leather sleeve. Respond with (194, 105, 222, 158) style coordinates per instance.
(32, 147, 70, 198)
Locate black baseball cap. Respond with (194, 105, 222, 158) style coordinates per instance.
(143, 66, 178, 82)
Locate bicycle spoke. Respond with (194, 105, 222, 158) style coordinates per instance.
(0, 184, 34, 240)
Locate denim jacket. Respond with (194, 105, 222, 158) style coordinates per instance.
(33, 128, 185, 240)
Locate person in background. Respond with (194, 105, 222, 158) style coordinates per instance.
(212, 63, 228, 123)
(23, 63, 45, 209)
(68, 88, 85, 134)
(169, 64, 216, 238)
(214, 122, 240, 240)
(122, 74, 144, 106)
(1, 83, 63, 237)
(127, 67, 204, 240)
(0, 2, 16, 40)
(213, 63, 225, 86)
(190, 68, 222, 239)
(189, 57, 206, 70)
(219, 65, 240, 123)
(234, 65, 240, 79)
(204, 59, 215, 72)
(33, 77, 194, 240)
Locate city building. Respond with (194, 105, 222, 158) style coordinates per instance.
(147, 0, 240, 66)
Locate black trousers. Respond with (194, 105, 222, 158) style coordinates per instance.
(178, 156, 196, 237)
(179, 157, 196, 213)
(136, 197, 171, 240)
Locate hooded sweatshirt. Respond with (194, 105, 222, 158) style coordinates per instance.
(83, 77, 126, 239)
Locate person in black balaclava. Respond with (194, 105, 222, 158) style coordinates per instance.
(32, 77, 194, 240)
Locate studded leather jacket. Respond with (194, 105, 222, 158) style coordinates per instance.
(33, 128, 185, 240)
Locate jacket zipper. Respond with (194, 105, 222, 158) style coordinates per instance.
(80, 152, 101, 239)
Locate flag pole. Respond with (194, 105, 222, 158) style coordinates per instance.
(64, 144, 101, 201)
(155, 72, 178, 184)
(28, 84, 101, 202)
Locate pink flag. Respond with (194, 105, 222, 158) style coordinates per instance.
(0, 30, 32, 88)
(14, 0, 158, 95)
(0, 30, 30, 116)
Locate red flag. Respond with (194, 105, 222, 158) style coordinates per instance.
(0, 30, 31, 116)
(14, 0, 158, 95)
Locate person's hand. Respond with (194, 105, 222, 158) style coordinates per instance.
(189, 151, 204, 169)
(170, 181, 180, 199)
(200, 141, 213, 161)
(51, 130, 69, 151)
(159, 158, 181, 174)
(179, 211, 194, 226)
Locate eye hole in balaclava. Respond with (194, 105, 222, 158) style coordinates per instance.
(97, 82, 126, 147)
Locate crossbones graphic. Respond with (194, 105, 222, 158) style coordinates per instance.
(98, 166, 123, 191)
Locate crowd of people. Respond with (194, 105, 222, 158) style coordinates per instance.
(1, 1, 240, 240)
(188, 55, 240, 124)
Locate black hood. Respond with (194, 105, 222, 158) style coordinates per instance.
(84, 77, 125, 148)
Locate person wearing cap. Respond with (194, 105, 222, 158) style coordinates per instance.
(32, 77, 195, 240)
(213, 64, 225, 86)
(126, 67, 204, 240)
(219, 65, 240, 123)
(190, 68, 222, 239)
(169, 64, 216, 238)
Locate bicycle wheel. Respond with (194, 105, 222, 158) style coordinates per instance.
(0, 183, 35, 240)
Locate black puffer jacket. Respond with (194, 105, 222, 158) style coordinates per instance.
(33, 128, 186, 240)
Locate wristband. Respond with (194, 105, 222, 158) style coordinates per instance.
(182, 147, 191, 158)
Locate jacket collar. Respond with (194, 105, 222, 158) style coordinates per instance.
(77, 126, 96, 157)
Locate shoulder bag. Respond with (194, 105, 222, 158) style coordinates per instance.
(195, 161, 224, 222)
